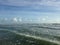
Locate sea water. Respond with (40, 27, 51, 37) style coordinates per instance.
(0, 23, 60, 45)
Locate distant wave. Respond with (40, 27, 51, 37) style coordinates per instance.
(0, 25, 60, 30)
(31, 26, 60, 30)
(0, 26, 60, 30)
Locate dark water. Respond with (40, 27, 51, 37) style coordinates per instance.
(0, 23, 60, 45)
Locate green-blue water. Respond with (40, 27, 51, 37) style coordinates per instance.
(0, 23, 60, 45)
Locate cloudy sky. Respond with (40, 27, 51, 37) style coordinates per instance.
(0, 0, 60, 23)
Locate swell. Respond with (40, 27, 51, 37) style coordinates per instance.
(31, 26, 60, 30)
(0, 25, 60, 30)
(12, 31, 60, 45)
(0, 29, 60, 45)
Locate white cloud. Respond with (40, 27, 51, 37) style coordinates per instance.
(13, 17, 18, 22)
(42, 18, 46, 21)
(4, 18, 8, 21)
(19, 18, 22, 22)
(12, 17, 22, 23)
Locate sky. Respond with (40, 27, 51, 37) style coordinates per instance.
(0, 0, 60, 24)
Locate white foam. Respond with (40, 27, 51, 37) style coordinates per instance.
(12, 31, 60, 45)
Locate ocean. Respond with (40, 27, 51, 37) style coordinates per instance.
(0, 23, 60, 45)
